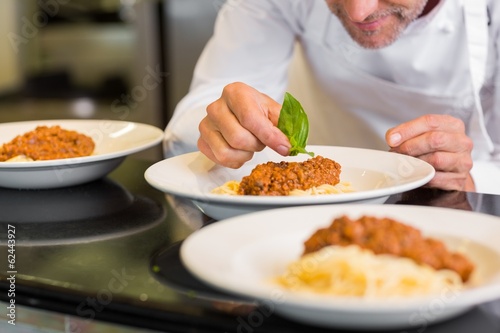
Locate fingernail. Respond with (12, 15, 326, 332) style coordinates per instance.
(389, 133, 401, 146)
(277, 145, 289, 156)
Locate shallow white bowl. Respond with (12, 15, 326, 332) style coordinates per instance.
(0, 119, 164, 189)
(145, 145, 435, 220)
(181, 204, 500, 330)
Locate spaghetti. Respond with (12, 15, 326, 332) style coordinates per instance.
(275, 215, 474, 298)
(212, 181, 354, 196)
(276, 245, 464, 298)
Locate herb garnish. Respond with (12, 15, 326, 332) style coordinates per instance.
(277, 92, 315, 157)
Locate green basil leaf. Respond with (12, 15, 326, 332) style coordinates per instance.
(277, 92, 315, 157)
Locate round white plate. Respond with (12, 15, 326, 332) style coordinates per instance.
(0, 119, 164, 189)
(145, 146, 435, 220)
(180, 204, 500, 330)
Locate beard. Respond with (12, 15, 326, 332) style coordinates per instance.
(328, 1, 429, 49)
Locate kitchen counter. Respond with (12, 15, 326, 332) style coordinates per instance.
(0, 158, 499, 333)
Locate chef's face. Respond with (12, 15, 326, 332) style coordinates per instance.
(325, 0, 429, 49)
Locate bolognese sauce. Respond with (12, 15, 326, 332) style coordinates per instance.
(238, 155, 341, 196)
(0, 125, 95, 161)
(303, 215, 475, 282)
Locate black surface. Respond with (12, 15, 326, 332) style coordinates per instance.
(151, 241, 259, 310)
(0, 159, 499, 333)
(0, 178, 164, 244)
(149, 240, 500, 333)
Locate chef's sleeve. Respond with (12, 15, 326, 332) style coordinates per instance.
(163, 1, 302, 158)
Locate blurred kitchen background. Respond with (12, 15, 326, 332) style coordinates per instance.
(0, 0, 222, 160)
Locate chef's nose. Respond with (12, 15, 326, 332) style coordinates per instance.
(343, 0, 379, 22)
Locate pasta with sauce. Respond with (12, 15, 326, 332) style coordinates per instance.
(0, 125, 95, 162)
(211, 155, 354, 196)
(275, 215, 474, 298)
(212, 181, 354, 196)
(277, 245, 463, 298)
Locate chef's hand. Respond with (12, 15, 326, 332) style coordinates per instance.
(198, 82, 290, 168)
(386, 114, 475, 192)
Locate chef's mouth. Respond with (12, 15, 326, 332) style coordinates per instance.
(352, 14, 391, 31)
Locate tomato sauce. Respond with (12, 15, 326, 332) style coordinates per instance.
(0, 125, 95, 161)
(238, 155, 341, 195)
(303, 215, 475, 282)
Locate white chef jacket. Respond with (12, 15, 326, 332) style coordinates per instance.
(164, 0, 500, 195)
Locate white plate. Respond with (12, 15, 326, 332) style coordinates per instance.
(0, 119, 164, 189)
(145, 146, 435, 219)
(181, 204, 500, 330)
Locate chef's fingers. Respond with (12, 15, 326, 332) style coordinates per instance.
(197, 127, 254, 169)
(388, 130, 473, 157)
(386, 114, 467, 148)
(414, 151, 473, 174)
(206, 98, 266, 153)
(389, 149, 475, 192)
(197, 136, 218, 164)
(221, 83, 291, 156)
(424, 169, 475, 192)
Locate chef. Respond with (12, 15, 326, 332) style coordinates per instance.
(163, 0, 500, 195)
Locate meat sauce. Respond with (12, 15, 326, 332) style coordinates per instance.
(238, 155, 341, 196)
(303, 215, 475, 282)
(0, 125, 95, 161)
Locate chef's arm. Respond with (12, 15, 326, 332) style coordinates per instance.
(163, 1, 299, 158)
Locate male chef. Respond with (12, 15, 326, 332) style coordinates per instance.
(164, 0, 500, 194)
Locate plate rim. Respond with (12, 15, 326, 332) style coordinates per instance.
(180, 204, 500, 314)
(0, 119, 164, 169)
(145, 146, 436, 205)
